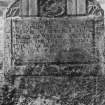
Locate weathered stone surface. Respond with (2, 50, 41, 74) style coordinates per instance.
(4, 19, 12, 73)
(67, 0, 86, 15)
(39, 0, 66, 17)
(11, 17, 95, 64)
(4, 17, 105, 74)
(2, 0, 105, 105)
(21, 0, 29, 16)
(67, 0, 77, 15)
(7, 76, 105, 105)
(6, 0, 104, 17)
(29, 0, 38, 16)
(77, 0, 86, 14)
(87, 0, 104, 16)
(6, 0, 21, 17)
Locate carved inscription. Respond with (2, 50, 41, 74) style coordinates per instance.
(12, 18, 94, 65)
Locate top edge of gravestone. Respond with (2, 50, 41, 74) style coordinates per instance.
(4, 0, 104, 18)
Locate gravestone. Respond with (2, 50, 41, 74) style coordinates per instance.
(3, 0, 105, 105)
